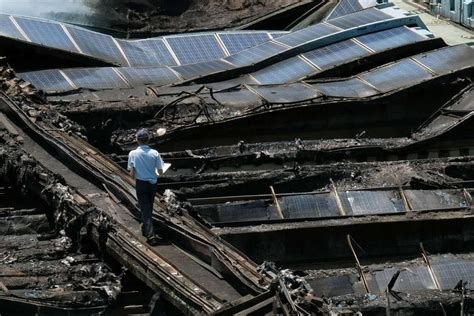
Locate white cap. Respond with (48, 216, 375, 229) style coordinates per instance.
(156, 128, 167, 137)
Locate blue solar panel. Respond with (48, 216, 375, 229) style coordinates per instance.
(432, 261, 474, 290)
(66, 26, 127, 65)
(219, 32, 271, 55)
(313, 78, 378, 98)
(269, 32, 289, 39)
(173, 60, 234, 80)
(327, 8, 392, 30)
(327, 0, 363, 20)
(62, 68, 129, 90)
(14, 17, 78, 52)
(225, 41, 287, 67)
(119, 39, 177, 67)
(359, 58, 433, 93)
(252, 57, 316, 84)
(116, 67, 180, 86)
(251, 83, 321, 103)
(413, 45, 474, 75)
(0, 15, 25, 40)
(357, 27, 426, 52)
(275, 23, 339, 47)
(303, 40, 369, 69)
(19, 69, 73, 92)
(166, 34, 225, 65)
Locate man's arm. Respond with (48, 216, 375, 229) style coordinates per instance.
(155, 152, 164, 176)
(127, 152, 136, 178)
(129, 167, 136, 178)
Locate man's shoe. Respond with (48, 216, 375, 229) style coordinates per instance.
(146, 235, 161, 246)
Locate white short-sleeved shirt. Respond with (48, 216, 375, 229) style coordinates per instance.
(127, 145, 164, 184)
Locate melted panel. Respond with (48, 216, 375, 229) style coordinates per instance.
(309, 275, 354, 297)
(0, 14, 25, 40)
(225, 41, 287, 67)
(67, 26, 127, 65)
(213, 89, 262, 107)
(62, 68, 129, 90)
(356, 26, 426, 52)
(173, 60, 234, 80)
(404, 190, 467, 210)
(303, 39, 369, 69)
(313, 77, 378, 98)
(275, 23, 339, 47)
(219, 32, 271, 55)
(359, 58, 433, 93)
(251, 83, 320, 103)
(252, 57, 316, 84)
(14, 17, 78, 52)
(209, 200, 279, 223)
(342, 191, 404, 215)
(327, 8, 392, 30)
(413, 45, 474, 75)
(116, 67, 180, 86)
(280, 193, 339, 219)
(119, 39, 177, 67)
(166, 35, 225, 65)
(19, 70, 73, 92)
(375, 266, 436, 293)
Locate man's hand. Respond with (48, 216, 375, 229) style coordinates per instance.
(129, 167, 136, 178)
(156, 168, 164, 176)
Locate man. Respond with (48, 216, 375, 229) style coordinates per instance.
(127, 128, 163, 246)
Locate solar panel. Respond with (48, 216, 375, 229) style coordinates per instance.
(313, 78, 378, 98)
(116, 67, 180, 86)
(375, 266, 436, 293)
(0, 15, 25, 40)
(413, 45, 474, 75)
(340, 191, 403, 215)
(359, 59, 433, 93)
(225, 41, 287, 67)
(212, 89, 262, 107)
(309, 275, 354, 297)
(327, 0, 363, 20)
(356, 27, 426, 52)
(62, 68, 129, 90)
(219, 32, 271, 55)
(404, 190, 467, 210)
(166, 34, 225, 65)
(327, 8, 392, 30)
(14, 17, 78, 52)
(303, 40, 369, 69)
(209, 200, 279, 223)
(280, 193, 340, 218)
(19, 70, 73, 92)
(432, 261, 474, 290)
(251, 83, 321, 104)
(173, 59, 234, 80)
(66, 26, 127, 65)
(251, 56, 316, 84)
(119, 39, 177, 67)
(275, 23, 340, 47)
(269, 31, 289, 39)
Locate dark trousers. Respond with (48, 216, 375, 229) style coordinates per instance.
(136, 179, 158, 238)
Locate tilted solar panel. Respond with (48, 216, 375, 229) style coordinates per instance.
(275, 23, 340, 47)
(118, 39, 177, 67)
(327, 8, 392, 30)
(327, 0, 363, 20)
(432, 261, 474, 290)
(66, 26, 127, 65)
(166, 34, 225, 65)
(303, 40, 370, 69)
(356, 26, 426, 52)
(359, 58, 433, 93)
(225, 41, 287, 67)
(62, 68, 129, 90)
(14, 17, 78, 53)
(116, 67, 180, 86)
(20, 69, 74, 91)
(174, 59, 234, 80)
(250, 83, 321, 104)
(313, 77, 379, 98)
(413, 45, 474, 75)
(340, 190, 404, 215)
(218, 32, 271, 55)
(375, 266, 436, 293)
(252, 56, 317, 84)
(280, 194, 340, 218)
(0, 15, 25, 40)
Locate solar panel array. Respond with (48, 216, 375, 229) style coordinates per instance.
(195, 188, 468, 224)
(326, 0, 364, 20)
(327, 8, 392, 30)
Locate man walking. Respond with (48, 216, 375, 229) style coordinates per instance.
(127, 128, 163, 246)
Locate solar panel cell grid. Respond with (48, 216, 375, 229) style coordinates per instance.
(14, 17, 78, 52)
(116, 67, 180, 86)
(275, 23, 340, 47)
(375, 266, 436, 293)
(280, 194, 339, 218)
(219, 32, 271, 55)
(342, 191, 404, 215)
(432, 261, 474, 290)
(303, 39, 370, 69)
(0, 15, 25, 40)
(252, 56, 316, 84)
(251, 83, 321, 104)
(225, 41, 287, 67)
(327, 0, 363, 20)
(356, 27, 425, 52)
(327, 8, 392, 30)
(166, 35, 225, 65)
(67, 26, 127, 65)
(173, 60, 234, 80)
(19, 70, 73, 92)
(413, 45, 474, 75)
(119, 39, 177, 67)
(62, 68, 129, 90)
(313, 78, 378, 98)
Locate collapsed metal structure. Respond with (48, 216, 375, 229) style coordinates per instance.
(0, 0, 473, 315)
